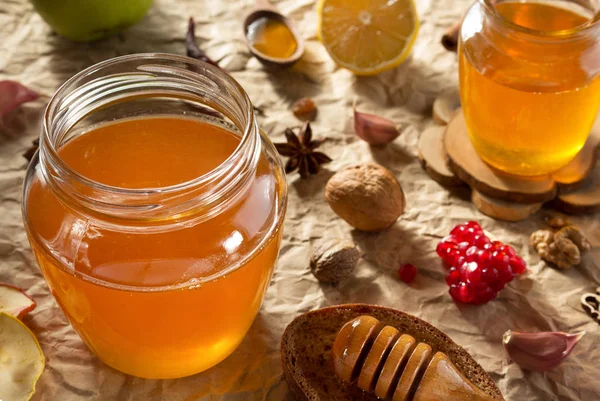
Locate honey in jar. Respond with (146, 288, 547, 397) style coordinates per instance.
(459, 0, 600, 176)
(22, 55, 287, 379)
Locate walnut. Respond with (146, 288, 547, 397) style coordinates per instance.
(325, 163, 405, 232)
(530, 225, 590, 270)
(555, 225, 591, 253)
(310, 239, 360, 284)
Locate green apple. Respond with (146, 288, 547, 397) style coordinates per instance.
(30, 0, 154, 42)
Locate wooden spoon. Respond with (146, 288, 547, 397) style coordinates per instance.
(243, 0, 305, 68)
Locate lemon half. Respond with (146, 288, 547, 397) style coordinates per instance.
(318, 0, 420, 76)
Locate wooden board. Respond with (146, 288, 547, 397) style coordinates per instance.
(444, 112, 600, 204)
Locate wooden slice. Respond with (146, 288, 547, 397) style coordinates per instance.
(418, 126, 464, 187)
(553, 129, 600, 192)
(444, 112, 599, 204)
(472, 190, 542, 222)
(432, 88, 461, 126)
(553, 162, 600, 214)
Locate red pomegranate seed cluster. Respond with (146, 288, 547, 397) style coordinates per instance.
(436, 221, 526, 304)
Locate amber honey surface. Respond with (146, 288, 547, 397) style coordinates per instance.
(24, 116, 283, 378)
(247, 16, 297, 59)
(460, 1, 600, 176)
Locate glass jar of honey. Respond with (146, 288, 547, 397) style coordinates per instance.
(22, 54, 287, 379)
(459, 0, 600, 176)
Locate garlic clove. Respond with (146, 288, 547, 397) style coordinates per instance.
(503, 330, 585, 372)
(353, 100, 400, 145)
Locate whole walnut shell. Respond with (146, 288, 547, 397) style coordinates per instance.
(325, 163, 405, 232)
(310, 239, 360, 284)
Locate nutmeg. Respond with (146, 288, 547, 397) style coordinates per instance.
(310, 239, 360, 284)
(325, 163, 405, 232)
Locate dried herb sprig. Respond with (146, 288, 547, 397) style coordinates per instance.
(274, 122, 332, 179)
(186, 18, 219, 67)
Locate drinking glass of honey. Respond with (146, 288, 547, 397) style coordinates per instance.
(459, 0, 600, 176)
(22, 54, 287, 379)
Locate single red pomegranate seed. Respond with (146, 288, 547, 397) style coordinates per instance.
(476, 249, 492, 264)
(496, 262, 514, 284)
(481, 267, 499, 284)
(490, 281, 505, 292)
(462, 262, 482, 284)
(465, 246, 479, 262)
(473, 286, 497, 304)
(501, 245, 517, 258)
(482, 242, 493, 250)
(447, 249, 464, 267)
(473, 234, 491, 249)
(398, 263, 417, 283)
(491, 240, 504, 250)
(458, 282, 473, 303)
(436, 240, 457, 259)
(441, 235, 458, 245)
(465, 221, 481, 230)
(491, 250, 510, 270)
(465, 227, 482, 242)
(446, 268, 460, 286)
(458, 241, 471, 252)
(509, 256, 527, 274)
(449, 285, 461, 302)
(450, 225, 468, 241)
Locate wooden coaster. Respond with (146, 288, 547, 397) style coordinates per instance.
(553, 163, 600, 214)
(472, 191, 542, 222)
(444, 112, 600, 204)
(418, 127, 463, 187)
(432, 88, 461, 126)
(418, 108, 600, 220)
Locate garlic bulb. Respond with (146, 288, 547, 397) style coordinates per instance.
(503, 330, 585, 372)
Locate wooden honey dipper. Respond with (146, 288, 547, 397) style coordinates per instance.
(331, 316, 496, 401)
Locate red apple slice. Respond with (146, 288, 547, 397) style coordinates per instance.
(0, 312, 45, 401)
(0, 283, 36, 319)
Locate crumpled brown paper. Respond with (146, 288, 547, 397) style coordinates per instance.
(1, 0, 599, 400)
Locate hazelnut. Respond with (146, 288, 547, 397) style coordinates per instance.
(325, 163, 405, 232)
(310, 239, 360, 284)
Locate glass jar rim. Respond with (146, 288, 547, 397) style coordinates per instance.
(482, 0, 600, 38)
(39, 53, 266, 227)
(43, 53, 255, 197)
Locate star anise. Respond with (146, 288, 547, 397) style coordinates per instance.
(274, 122, 332, 179)
(22, 138, 39, 162)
